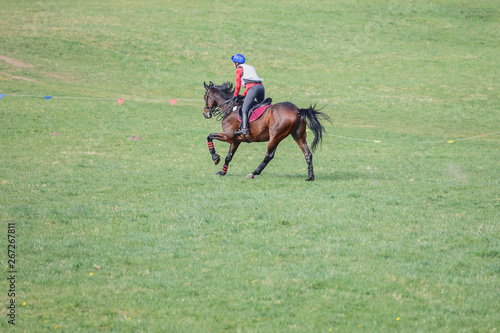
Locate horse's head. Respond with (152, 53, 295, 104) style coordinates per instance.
(203, 81, 235, 120)
(203, 81, 216, 119)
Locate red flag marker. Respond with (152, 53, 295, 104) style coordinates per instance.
(117, 99, 125, 106)
(170, 99, 177, 106)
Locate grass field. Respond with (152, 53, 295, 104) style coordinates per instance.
(1, 0, 499, 331)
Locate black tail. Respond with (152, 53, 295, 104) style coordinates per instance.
(298, 104, 331, 151)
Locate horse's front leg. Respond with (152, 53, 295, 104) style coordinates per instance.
(216, 141, 241, 176)
(207, 133, 227, 165)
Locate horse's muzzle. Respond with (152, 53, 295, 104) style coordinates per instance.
(203, 109, 212, 119)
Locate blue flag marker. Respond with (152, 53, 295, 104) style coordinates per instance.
(0, 94, 5, 100)
(44, 96, 52, 100)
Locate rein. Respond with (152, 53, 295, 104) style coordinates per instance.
(205, 88, 237, 121)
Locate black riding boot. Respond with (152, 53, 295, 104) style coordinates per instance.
(235, 111, 249, 135)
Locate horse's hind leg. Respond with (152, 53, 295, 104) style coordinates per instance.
(293, 135, 314, 181)
(216, 141, 241, 176)
(247, 140, 280, 179)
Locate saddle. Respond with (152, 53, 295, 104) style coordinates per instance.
(236, 97, 273, 122)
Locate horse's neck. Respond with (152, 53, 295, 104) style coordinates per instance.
(214, 92, 236, 114)
(214, 91, 231, 104)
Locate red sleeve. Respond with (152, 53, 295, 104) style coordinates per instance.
(234, 67, 243, 97)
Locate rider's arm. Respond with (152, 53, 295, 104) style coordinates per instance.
(234, 67, 243, 97)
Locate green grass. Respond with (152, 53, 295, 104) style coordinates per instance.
(1, 0, 499, 331)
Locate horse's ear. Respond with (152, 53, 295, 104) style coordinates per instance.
(204, 81, 209, 90)
(209, 81, 214, 87)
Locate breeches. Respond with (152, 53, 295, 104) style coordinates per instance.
(242, 85, 265, 115)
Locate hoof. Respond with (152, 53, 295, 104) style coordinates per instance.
(213, 154, 221, 165)
(216, 171, 226, 176)
(305, 176, 315, 181)
(246, 174, 255, 179)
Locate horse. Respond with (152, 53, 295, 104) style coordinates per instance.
(203, 81, 330, 181)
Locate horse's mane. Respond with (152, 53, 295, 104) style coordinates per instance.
(214, 82, 234, 99)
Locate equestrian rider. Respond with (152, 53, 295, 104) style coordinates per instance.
(231, 54, 265, 136)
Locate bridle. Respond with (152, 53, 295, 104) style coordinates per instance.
(204, 87, 235, 121)
(204, 87, 216, 115)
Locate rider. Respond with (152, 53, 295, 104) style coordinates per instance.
(231, 54, 265, 136)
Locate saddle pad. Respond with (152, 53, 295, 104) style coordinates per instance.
(237, 105, 271, 123)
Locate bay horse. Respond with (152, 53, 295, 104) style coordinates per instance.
(203, 81, 330, 181)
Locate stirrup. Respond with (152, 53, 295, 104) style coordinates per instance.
(234, 128, 248, 135)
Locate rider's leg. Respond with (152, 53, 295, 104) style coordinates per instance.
(235, 85, 265, 135)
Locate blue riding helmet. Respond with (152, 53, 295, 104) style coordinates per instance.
(231, 54, 245, 64)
